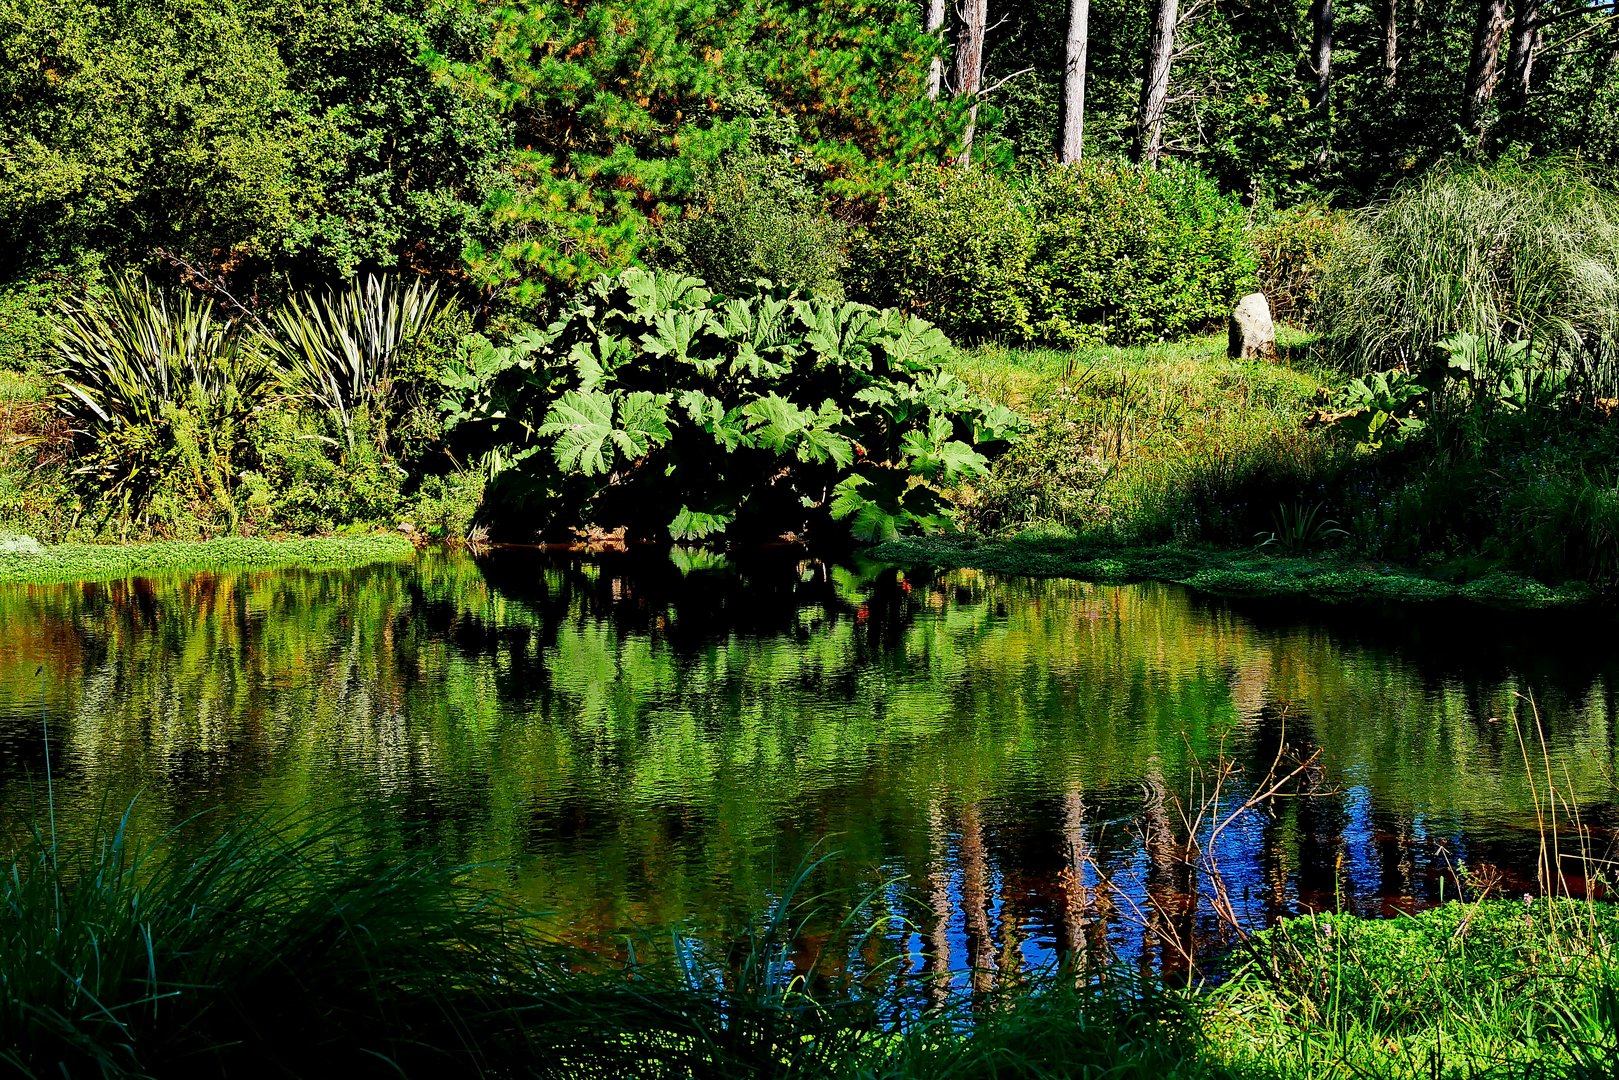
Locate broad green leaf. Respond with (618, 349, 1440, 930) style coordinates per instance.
(669, 507, 735, 541)
(829, 473, 904, 542)
(621, 268, 711, 321)
(569, 333, 629, 392)
(878, 313, 953, 369)
(795, 299, 882, 370)
(741, 394, 812, 453)
(641, 309, 717, 374)
(612, 391, 673, 459)
(538, 389, 617, 475)
(679, 389, 726, 427)
(973, 403, 1025, 442)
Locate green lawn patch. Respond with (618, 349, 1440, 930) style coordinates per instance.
(0, 532, 417, 585)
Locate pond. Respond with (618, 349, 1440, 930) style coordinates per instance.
(1, 548, 1615, 994)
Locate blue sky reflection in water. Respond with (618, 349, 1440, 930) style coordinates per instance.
(0, 547, 1616, 995)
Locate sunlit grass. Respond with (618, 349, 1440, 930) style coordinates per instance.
(0, 533, 416, 585)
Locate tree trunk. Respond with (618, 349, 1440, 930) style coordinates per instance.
(1381, 0, 1399, 88)
(1307, 0, 1334, 163)
(954, 0, 988, 166)
(1463, 0, 1509, 139)
(1060, 0, 1090, 163)
(926, 0, 947, 100)
(1501, 0, 1540, 119)
(1132, 0, 1178, 163)
(1308, 0, 1334, 110)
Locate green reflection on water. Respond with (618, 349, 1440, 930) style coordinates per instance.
(1, 548, 1615, 974)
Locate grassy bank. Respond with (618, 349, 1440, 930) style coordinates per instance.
(876, 533, 1593, 609)
(936, 334, 1613, 604)
(3, 812, 1615, 1078)
(0, 533, 416, 586)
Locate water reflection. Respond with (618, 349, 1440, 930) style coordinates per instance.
(0, 548, 1616, 991)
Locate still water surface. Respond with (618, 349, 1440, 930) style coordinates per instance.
(1, 548, 1615, 987)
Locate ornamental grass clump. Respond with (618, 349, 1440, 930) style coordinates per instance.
(1316, 162, 1619, 374)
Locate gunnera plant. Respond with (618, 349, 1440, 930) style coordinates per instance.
(1316, 162, 1619, 373)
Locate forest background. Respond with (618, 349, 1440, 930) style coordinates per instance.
(3, 0, 1619, 565)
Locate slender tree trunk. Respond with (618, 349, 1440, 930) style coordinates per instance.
(926, 0, 947, 100)
(1381, 0, 1399, 88)
(1060, 0, 1090, 163)
(954, 0, 988, 166)
(1463, 0, 1509, 140)
(1308, 0, 1334, 110)
(1307, 0, 1334, 163)
(1501, 0, 1540, 119)
(1133, 0, 1178, 163)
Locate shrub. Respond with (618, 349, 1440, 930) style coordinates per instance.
(651, 156, 847, 298)
(860, 167, 1037, 341)
(444, 269, 1021, 543)
(1316, 162, 1619, 373)
(1247, 200, 1349, 327)
(51, 276, 272, 531)
(242, 406, 404, 535)
(1026, 159, 1256, 346)
(260, 274, 448, 454)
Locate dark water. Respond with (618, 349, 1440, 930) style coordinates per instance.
(1, 548, 1616, 990)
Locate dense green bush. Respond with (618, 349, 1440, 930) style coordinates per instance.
(52, 278, 273, 534)
(445, 269, 1021, 543)
(861, 168, 1037, 341)
(861, 161, 1254, 347)
(1247, 201, 1349, 328)
(1317, 163, 1619, 373)
(651, 156, 847, 298)
(1027, 160, 1256, 345)
(47, 274, 451, 537)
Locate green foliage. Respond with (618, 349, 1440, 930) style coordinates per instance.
(1253, 500, 1346, 553)
(1317, 163, 1619, 373)
(652, 155, 847, 299)
(0, 0, 506, 282)
(862, 167, 1038, 341)
(261, 273, 448, 453)
(1026, 159, 1256, 345)
(1331, 367, 1427, 447)
(241, 406, 405, 535)
(863, 161, 1255, 348)
(447, 269, 1019, 542)
(428, 0, 959, 305)
(52, 277, 272, 531)
(1247, 202, 1349, 328)
(407, 470, 485, 541)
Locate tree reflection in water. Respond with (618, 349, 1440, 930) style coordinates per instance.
(0, 546, 1615, 999)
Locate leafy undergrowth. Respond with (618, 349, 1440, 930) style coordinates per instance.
(0, 533, 416, 585)
(4, 810, 1616, 1079)
(875, 532, 1593, 609)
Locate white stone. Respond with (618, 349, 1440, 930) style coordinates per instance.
(1228, 292, 1277, 361)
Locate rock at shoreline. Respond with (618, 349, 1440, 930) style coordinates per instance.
(1228, 293, 1277, 361)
